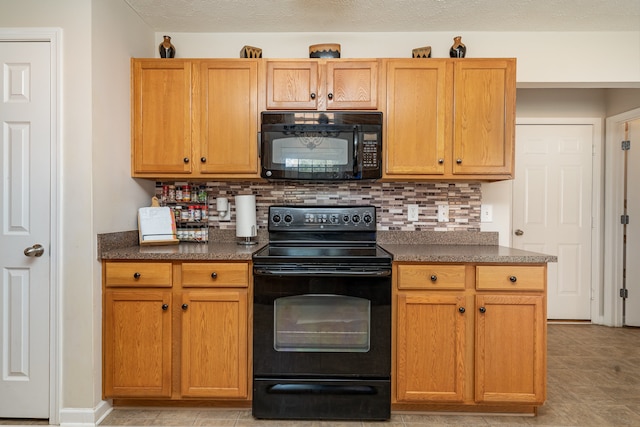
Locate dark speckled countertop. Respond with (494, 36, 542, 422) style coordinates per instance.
(98, 229, 556, 264)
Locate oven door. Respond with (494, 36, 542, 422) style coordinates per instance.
(253, 267, 391, 378)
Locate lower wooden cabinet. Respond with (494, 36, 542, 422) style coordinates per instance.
(103, 289, 172, 397)
(102, 261, 250, 401)
(396, 293, 466, 402)
(475, 294, 546, 404)
(180, 289, 248, 398)
(394, 263, 547, 412)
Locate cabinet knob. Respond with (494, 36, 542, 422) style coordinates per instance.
(183, 157, 190, 163)
(430, 274, 437, 282)
(182, 303, 188, 310)
(211, 272, 218, 279)
(162, 304, 169, 311)
(327, 93, 333, 100)
(456, 158, 462, 164)
(509, 275, 518, 283)
(310, 93, 316, 100)
(479, 306, 486, 313)
(438, 158, 444, 164)
(133, 272, 141, 279)
(200, 157, 206, 163)
(458, 307, 465, 314)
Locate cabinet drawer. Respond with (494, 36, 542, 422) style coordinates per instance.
(397, 264, 465, 290)
(105, 262, 172, 287)
(181, 262, 249, 287)
(476, 265, 545, 291)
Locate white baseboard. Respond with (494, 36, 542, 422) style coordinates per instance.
(59, 400, 112, 427)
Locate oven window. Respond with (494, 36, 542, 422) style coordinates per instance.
(274, 294, 370, 352)
(271, 135, 349, 173)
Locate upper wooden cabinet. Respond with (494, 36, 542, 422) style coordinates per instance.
(131, 58, 260, 179)
(383, 58, 516, 181)
(131, 59, 193, 175)
(266, 59, 379, 110)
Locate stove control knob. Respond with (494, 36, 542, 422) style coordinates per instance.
(284, 214, 293, 223)
(343, 214, 350, 223)
(330, 214, 339, 224)
(352, 214, 361, 223)
(272, 214, 281, 223)
(363, 214, 373, 223)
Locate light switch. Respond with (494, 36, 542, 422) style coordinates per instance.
(407, 204, 419, 222)
(481, 204, 493, 223)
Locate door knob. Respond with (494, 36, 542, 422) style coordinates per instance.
(515, 229, 524, 236)
(24, 244, 45, 257)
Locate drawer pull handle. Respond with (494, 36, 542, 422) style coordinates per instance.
(430, 275, 437, 282)
(162, 304, 169, 311)
(211, 272, 218, 279)
(133, 272, 141, 279)
(458, 307, 465, 314)
(182, 303, 188, 310)
(509, 276, 517, 283)
(479, 306, 486, 313)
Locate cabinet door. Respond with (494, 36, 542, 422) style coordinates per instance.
(266, 61, 318, 109)
(396, 293, 466, 402)
(384, 60, 450, 177)
(475, 294, 546, 404)
(326, 60, 378, 110)
(181, 290, 248, 398)
(131, 59, 192, 175)
(197, 60, 260, 177)
(452, 59, 516, 176)
(103, 290, 172, 397)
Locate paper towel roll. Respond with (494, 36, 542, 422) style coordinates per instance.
(235, 195, 257, 238)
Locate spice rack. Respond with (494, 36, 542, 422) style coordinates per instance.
(158, 184, 210, 242)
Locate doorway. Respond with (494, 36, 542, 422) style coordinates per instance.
(0, 30, 60, 423)
(605, 109, 640, 327)
(512, 120, 602, 321)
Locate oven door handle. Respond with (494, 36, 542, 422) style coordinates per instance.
(254, 268, 391, 277)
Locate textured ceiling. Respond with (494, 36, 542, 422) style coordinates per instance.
(124, 0, 640, 33)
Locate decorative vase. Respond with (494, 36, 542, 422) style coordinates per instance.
(159, 35, 175, 58)
(449, 36, 466, 58)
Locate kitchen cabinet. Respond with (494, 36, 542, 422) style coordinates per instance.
(265, 59, 379, 110)
(180, 262, 249, 398)
(394, 264, 468, 403)
(103, 261, 173, 398)
(475, 265, 546, 404)
(102, 260, 251, 401)
(393, 262, 546, 412)
(131, 58, 261, 179)
(383, 58, 516, 181)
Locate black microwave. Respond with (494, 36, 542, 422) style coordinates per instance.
(260, 111, 383, 181)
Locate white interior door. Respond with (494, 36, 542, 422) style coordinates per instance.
(624, 118, 640, 326)
(0, 41, 51, 419)
(513, 124, 593, 320)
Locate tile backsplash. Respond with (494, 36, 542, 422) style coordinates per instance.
(156, 181, 481, 232)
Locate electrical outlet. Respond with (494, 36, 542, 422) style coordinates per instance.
(481, 204, 493, 223)
(407, 204, 419, 222)
(437, 204, 449, 222)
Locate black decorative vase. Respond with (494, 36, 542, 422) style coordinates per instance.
(449, 36, 466, 58)
(159, 35, 175, 58)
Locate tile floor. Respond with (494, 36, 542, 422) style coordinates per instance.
(2, 324, 639, 426)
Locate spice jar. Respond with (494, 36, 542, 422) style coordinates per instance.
(182, 185, 191, 202)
